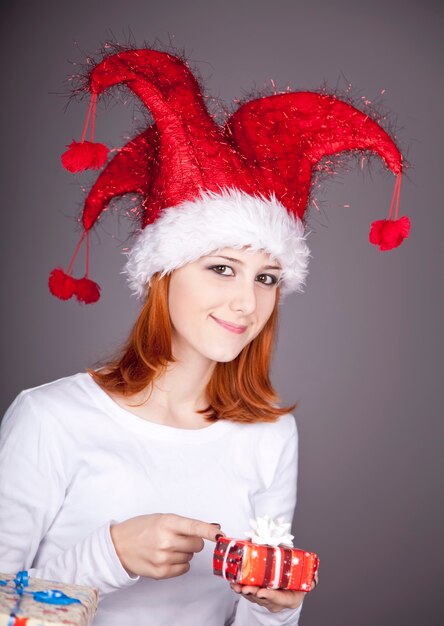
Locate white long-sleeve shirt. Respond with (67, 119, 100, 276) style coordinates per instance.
(0, 373, 303, 625)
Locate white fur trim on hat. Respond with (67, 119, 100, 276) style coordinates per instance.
(123, 188, 310, 298)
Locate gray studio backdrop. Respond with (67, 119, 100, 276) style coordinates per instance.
(1, 1, 442, 625)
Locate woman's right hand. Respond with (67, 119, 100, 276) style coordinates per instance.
(110, 513, 223, 579)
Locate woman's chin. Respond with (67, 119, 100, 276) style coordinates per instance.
(205, 345, 246, 363)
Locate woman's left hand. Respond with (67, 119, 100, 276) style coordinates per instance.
(230, 572, 318, 613)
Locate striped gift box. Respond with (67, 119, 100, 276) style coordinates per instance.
(213, 537, 319, 591)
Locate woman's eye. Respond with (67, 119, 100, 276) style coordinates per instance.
(257, 274, 279, 286)
(209, 266, 279, 286)
(210, 265, 234, 276)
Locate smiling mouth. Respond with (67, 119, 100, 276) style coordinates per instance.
(210, 315, 247, 334)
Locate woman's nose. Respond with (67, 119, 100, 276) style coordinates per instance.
(228, 279, 257, 315)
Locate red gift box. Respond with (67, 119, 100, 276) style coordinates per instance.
(213, 537, 319, 591)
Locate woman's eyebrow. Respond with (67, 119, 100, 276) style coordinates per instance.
(205, 254, 282, 271)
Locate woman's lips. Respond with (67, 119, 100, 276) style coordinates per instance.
(211, 315, 247, 334)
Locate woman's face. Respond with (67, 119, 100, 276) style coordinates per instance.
(168, 246, 282, 365)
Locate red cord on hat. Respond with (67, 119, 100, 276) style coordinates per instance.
(48, 231, 101, 303)
(369, 173, 411, 251)
(61, 94, 109, 173)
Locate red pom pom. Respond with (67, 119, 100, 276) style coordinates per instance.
(369, 216, 411, 251)
(61, 140, 109, 173)
(48, 268, 76, 300)
(74, 277, 101, 304)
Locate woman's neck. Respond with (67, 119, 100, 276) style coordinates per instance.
(107, 349, 217, 429)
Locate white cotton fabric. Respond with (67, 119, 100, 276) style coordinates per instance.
(0, 373, 303, 626)
(124, 188, 310, 299)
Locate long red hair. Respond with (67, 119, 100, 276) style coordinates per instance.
(89, 272, 297, 423)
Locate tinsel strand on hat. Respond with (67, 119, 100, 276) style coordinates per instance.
(49, 46, 410, 304)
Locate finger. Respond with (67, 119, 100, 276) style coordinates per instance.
(165, 513, 225, 542)
(240, 585, 261, 597)
(251, 597, 273, 608)
(157, 562, 191, 580)
(256, 588, 279, 601)
(232, 587, 263, 606)
(168, 551, 194, 565)
(256, 588, 305, 609)
(171, 535, 205, 554)
(148, 547, 193, 568)
(240, 593, 267, 607)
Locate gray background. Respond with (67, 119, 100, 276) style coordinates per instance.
(1, 1, 442, 624)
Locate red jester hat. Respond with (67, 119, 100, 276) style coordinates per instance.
(49, 48, 410, 304)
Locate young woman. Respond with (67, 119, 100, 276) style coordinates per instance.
(0, 244, 313, 625)
(0, 45, 406, 626)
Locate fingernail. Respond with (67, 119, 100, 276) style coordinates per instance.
(210, 523, 221, 528)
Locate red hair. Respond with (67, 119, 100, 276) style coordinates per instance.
(89, 272, 297, 423)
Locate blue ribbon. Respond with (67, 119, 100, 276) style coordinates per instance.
(14, 570, 29, 590)
(6, 571, 29, 626)
(0, 569, 81, 624)
(33, 589, 80, 606)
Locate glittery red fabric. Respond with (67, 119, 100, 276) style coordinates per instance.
(84, 50, 258, 230)
(226, 92, 403, 219)
(50, 47, 408, 304)
(79, 49, 403, 232)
